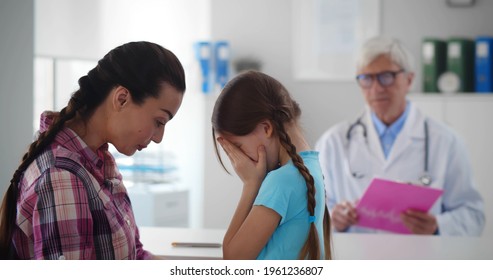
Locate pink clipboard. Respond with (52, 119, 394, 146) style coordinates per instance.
(355, 178, 443, 234)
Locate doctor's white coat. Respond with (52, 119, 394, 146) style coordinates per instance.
(315, 102, 485, 236)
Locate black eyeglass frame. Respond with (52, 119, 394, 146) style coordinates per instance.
(355, 69, 405, 89)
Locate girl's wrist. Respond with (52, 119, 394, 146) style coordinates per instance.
(242, 183, 260, 196)
(243, 180, 261, 189)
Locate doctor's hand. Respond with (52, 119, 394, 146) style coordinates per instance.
(332, 201, 358, 232)
(217, 137, 267, 188)
(401, 210, 438, 235)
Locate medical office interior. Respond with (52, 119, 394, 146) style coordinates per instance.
(1, 0, 493, 259)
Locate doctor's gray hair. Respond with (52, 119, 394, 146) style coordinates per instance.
(356, 36, 415, 73)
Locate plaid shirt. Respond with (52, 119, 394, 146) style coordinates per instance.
(12, 112, 153, 259)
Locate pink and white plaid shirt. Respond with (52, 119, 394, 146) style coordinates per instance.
(12, 112, 153, 259)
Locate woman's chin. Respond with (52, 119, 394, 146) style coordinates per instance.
(116, 147, 136, 157)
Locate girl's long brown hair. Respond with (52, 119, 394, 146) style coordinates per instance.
(211, 70, 331, 259)
(0, 41, 186, 259)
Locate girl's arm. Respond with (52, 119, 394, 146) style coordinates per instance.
(218, 138, 280, 259)
(223, 190, 280, 259)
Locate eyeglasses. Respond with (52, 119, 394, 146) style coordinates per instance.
(356, 69, 405, 89)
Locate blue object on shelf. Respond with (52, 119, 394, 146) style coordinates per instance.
(215, 41, 230, 89)
(195, 41, 213, 94)
(475, 36, 493, 93)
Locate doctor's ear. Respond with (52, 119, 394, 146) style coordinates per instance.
(406, 72, 415, 86)
(112, 86, 131, 110)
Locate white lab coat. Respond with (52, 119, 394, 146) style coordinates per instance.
(315, 102, 485, 236)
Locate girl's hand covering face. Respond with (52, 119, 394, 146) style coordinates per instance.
(217, 137, 267, 187)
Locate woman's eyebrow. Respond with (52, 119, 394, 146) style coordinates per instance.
(161, 108, 174, 120)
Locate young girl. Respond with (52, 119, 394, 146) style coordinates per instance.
(0, 41, 186, 259)
(212, 70, 331, 260)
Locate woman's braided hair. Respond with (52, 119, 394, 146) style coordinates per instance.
(0, 41, 186, 259)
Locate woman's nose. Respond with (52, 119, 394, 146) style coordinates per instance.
(151, 127, 164, 144)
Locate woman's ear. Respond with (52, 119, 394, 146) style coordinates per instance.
(112, 86, 130, 111)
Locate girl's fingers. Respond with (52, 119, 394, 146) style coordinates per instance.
(218, 137, 249, 166)
(218, 138, 237, 160)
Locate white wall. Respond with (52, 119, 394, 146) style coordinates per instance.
(203, 0, 493, 238)
(0, 0, 34, 201)
(35, 0, 103, 59)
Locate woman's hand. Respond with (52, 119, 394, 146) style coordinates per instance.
(217, 137, 267, 187)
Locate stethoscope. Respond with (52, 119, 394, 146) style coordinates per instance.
(346, 116, 432, 186)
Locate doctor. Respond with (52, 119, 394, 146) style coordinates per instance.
(315, 36, 485, 236)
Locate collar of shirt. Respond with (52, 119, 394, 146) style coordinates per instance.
(370, 101, 410, 138)
(39, 111, 120, 185)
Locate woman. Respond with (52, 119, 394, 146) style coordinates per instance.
(0, 41, 186, 259)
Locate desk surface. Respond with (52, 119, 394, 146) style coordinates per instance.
(140, 227, 493, 260)
(140, 227, 224, 259)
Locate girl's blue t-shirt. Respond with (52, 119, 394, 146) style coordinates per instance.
(254, 151, 326, 260)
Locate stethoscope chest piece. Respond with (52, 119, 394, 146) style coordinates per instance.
(420, 173, 432, 186)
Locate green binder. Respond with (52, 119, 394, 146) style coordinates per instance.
(447, 38, 475, 92)
(422, 38, 447, 93)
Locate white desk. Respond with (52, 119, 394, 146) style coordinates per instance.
(140, 227, 224, 259)
(332, 233, 493, 260)
(139, 227, 493, 260)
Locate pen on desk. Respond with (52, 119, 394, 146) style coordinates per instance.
(171, 242, 222, 248)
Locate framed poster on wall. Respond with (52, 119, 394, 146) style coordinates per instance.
(292, 0, 380, 81)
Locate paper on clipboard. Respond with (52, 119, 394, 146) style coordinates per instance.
(355, 178, 443, 234)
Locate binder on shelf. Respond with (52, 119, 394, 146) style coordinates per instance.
(194, 41, 213, 94)
(422, 38, 447, 93)
(475, 36, 493, 93)
(446, 38, 475, 92)
(214, 41, 230, 90)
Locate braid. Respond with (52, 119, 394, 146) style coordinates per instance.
(1, 42, 186, 259)
(212, 70, 332, 260)
(0, 94, 81, 259)
(272, 117, 321, 260)
(322, 204, 332, 260)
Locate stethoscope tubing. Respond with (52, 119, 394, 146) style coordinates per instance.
(346, 116, 431, 185)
